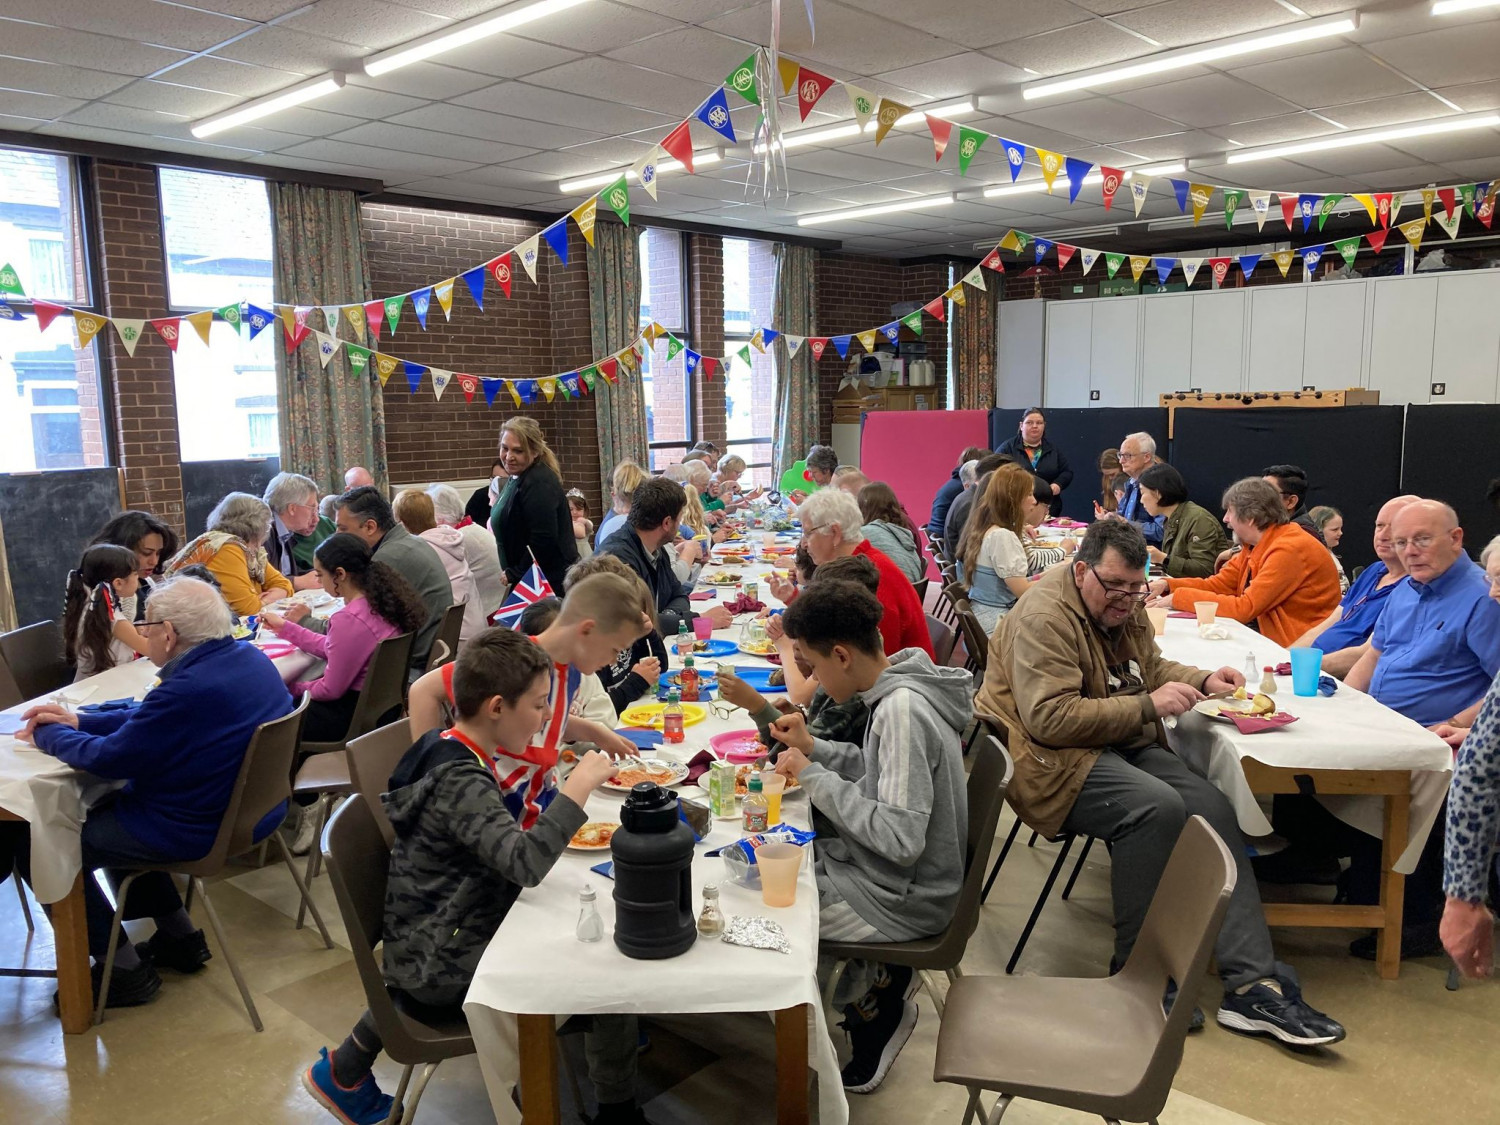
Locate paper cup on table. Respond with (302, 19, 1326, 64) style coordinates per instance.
(757, 842, 803, 907)
(762, 532, 777, 550)
(693, 616, 715, 641)
(1146, 607, 1168, 636)
(758, 772, 786, 822)
(1193, 601, 1217, 626)
(1290, 647, 1323, 697)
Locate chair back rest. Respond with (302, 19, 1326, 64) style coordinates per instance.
(346, 719, 414, 847)
(925, 613, 957, 666)
(346, 632, 415, 742)
(952, 734, 1012, 943)
(953, 601, 989, 676)
(0, 621, 71, 703)
(426, 602, 465, 673)
(180, 695, 309, 875)
(912, 576, 930, 610)
(1120, 815, 1236, 1114)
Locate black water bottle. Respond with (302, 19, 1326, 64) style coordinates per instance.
(611, 782, 697, 959)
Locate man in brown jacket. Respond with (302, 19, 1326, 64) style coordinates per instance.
(977, 519, 1346, 1049)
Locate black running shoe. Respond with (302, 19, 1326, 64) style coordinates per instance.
(1162, 981, 1205, 1032)
(57, 961, 162, 1010)
(839, 992, 918, 1094)
(137, 928, 212, 974)
(1216, 979, 1345, 1047)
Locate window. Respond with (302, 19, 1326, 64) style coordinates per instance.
(722, 237, 777, 487)
(159, 168, 276, 462)
(0, 148, 107, 473)
(638, 227, 692, 470)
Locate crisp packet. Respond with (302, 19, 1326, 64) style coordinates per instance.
(708, 824, 815, 888)
(720, 915, 791, 954)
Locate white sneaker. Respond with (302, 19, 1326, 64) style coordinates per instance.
(287, 808, 318, 856)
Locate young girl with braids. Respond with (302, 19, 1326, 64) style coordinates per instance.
(261, 533, 428, 741)
(63, 545, 152, 680)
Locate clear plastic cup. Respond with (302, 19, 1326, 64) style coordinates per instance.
(1146, 607, 1168, 635)
(762, 531, 777, 550)
(758, 772, 786, 823)
(757, 842, 802, 908)
(693, 616, 715, 641)
(1194, 601, 1217, 626)
(1290, 647, 1323, 697)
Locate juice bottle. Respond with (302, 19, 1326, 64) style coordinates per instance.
(742, 773, 769, 833)
(680, 656, 700, 702)
(676, 620, 692, 658)
(662, 689, 685, 744)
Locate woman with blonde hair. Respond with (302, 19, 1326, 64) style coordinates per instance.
(490, 416, 577, 593)
(957, 464, 1034, 632)
(595, 459, 650, 549)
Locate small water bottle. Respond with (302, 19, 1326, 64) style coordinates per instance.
(576, 883, 604, 943)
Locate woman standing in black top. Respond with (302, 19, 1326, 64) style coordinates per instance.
(489, 417, 578, 594)
(996, 407, 1073, 517)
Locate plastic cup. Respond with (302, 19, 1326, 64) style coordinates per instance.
(1193, 601, 1217, 626)
(1146, 607, 1168, 636)
(757, 842, 803, 907)
(1290, 647, 1323, 697)
(759, 772, 786, 823)
(762, 531, 777, 550)
(693, 616, 715, 641)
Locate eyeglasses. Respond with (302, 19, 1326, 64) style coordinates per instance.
(138, 619, 169, 632)
(1118, 451, 1146, 461)
(1088, 566, 1150, 605)
(804, 524, 834, 537)
(1390, 534, 1439, 552)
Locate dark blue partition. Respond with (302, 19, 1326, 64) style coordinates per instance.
(990, 407, 1170, 522)
(1400, 404, 1500, 555)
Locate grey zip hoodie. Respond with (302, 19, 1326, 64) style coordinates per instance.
(798, 648, 972, 942)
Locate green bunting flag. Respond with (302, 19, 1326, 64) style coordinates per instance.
(900, 310, 923, 335)
(1334, 237, 1361, 267)
(602, 176, 630, 226)
(0, 262, 23, 298)
(955, 127, 986, 176)
(215, 303, 242, 330)
(346, 344, 372, 378)
(665, 334, 684, 361)
(736, 344, 751, 367)
(1105, 252, 1125, 279)
(1459, 183, 1477, 217)
(580, 366, 598, 392)
(1317, 195, 1342, 231)
(383, 295, 404, 335)
(726, 53, 759, 106)
(1224, 190, 1245, 229)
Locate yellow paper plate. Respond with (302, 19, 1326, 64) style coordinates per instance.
(619, 702, 708, 729)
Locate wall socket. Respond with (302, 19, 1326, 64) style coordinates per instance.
(1432, 382, 1446, 396)
(1089, 389, 1100, 401)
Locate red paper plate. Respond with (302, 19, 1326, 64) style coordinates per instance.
(710, 729, 766, 762)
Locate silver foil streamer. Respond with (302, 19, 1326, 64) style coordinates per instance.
(720, 915, 791, 954)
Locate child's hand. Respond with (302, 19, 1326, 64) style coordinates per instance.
(765, 613, 785, 642)
(631, 656, 661, 682)
(562, 750, 616, 804)
(261, 611, 285, 632)
(597, 729, 639, 759)
(283, 602, 312, 623)
(715, 671, 764, 712)
(775, 745, 811, 780)
(769, 711, 813, 754)
(767, 573, 797, 604)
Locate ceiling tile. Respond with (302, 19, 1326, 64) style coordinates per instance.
(0, 90, 83, 122)
(1011, 99, 1191, 144)
(1110, 0, 1302, 49)
(40, 121, 263, 158)
(152, 55, 310, 97)
(380, 0, 517, 17)
(322, 83, 431, 119)
(983, 20, 1155, 77)
(0, 56, 135, 99)
(1436, 80, 1500, 114)
(416, 35, 582, 79)
(277, 0, 452, 50)
(605, 27, 755, 85)
(433, 164, 561, 191)
(500, 148, 632, 177)
(505, 1, 683, 53)
(279, 137, 480, 176)
(0, 115, 44, 131)
(388, 104, 606, 149)
(58, 102, 193, 134)
(330, 121, 537, 164)
(1382, 129, 1500, 167)
(0, 0, 253, 53)
(704, 1, 958, 75)
(834, 0, 1091, 48)
(1206, 111, 1333, 148)
(522, 58, 719, 116)
(1229, 47, 1420, 108)
(245, 105, 371, 137)
(872, 52, 1033, 100)
(453, 81, 672, 135)
(245, 152, 381, 179)
(1112, 73, 1299, 131)
(210, 27, 362, 73)
(0, 19, 189, 76)
(103, 80, 241, 117)
(1313, 92, 1459, 131)
(1364, 20, 1500, 89)
(611, 0, 764, 22)
(343, 63, 496, 100)
(1289, 143, 1417, 178)
(181, 0, 309, 16)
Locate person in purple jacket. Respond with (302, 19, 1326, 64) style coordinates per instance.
(12, 577, 293, 1008)
(261, 534, 428, 742)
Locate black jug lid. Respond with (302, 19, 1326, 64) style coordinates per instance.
(621, 783, 679, 831)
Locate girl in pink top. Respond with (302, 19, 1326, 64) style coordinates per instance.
(261, 533, 428, 741)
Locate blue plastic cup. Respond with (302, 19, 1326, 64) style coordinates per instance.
(1290, 647, 1322, 697)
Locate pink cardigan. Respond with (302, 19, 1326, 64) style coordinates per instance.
(276, 597, 400, 702)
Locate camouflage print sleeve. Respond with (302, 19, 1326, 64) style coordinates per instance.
(436, 767, 589, 888)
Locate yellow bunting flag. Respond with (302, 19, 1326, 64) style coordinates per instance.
(1035, 148, 1063, 193)
(750, 327, 766, 353)
(642, 321, 663, 344)
(777, 57, 799, 95)
(539, 377, 557, 403)
(998, 229, 1022, 252)
(74, 311, 107, 348)
(1273, 250, 1296, 278)
(1353, 193, 1377, 224)
(570, 196, 598, 247)
(944, 283, 967, 307)
(1189, 183, 1213, 225)
(873, 98, 911, 145)
(185, 309, 214, 346)
(857, 329, 879, 353)
(1420, 187, 1435, 222)
(278, 306, 298, 341)
(341, 304, 365, 341)
(1128, 256, 1149, 283)
(1398, 217, 1426, 252)
(374, 353, 400, 387)
(508, 382, 523, 408)
(434, 278, 455, 320)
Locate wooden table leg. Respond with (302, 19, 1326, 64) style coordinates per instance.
(1376, 789, 1411, 981)
(774, 1004, 810, 1125)
(51, 872, 92, 1034)
(516, 1013, 561, 1125)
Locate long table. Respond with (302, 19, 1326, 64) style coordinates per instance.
(1156, 616, 1452, 980)
(463, 549, 847, 1125)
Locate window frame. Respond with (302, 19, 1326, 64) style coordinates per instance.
(639, 226, 697, 466)
(720, 237, 776, 484)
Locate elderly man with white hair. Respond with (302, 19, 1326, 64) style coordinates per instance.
(263, 471, 335, 591)
(771, 488, 934, 658)
(1100, 432, 1164, 546)
(12, 577, 294, 1007)
(426, 483, 506, 617)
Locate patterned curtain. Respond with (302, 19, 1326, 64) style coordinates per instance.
(270, 182, 386, 494)
(952, 276, 999, 411)
(587, 221, 646, 497)
(772, 242, 817, 479)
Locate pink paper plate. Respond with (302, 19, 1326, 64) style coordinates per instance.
(255, 641, 298, 658)
(710, 729, 765, 762)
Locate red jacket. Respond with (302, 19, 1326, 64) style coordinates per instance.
(855, 540, 936, 658)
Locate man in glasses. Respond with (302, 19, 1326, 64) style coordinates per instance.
(1097, 432, 1163, 546)
(978, 519, 1347, 1048)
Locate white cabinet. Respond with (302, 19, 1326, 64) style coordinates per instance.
(1089, 298, 1140, 406)
(1368, 275, 1439, 402)
(998, 298, 1046, 408)
(1043, 302, 1093, 407)
(1138, 295, 1193, 401)
(1302, 282, 1366, 388)
(1431, 272, 1500, 402)
(1189, 290, 1246, 393)
(1247, 287, 1306, 388)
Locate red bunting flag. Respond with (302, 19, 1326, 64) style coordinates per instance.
(1374, 193, 1392, 228)
(488, 254, 513, 299)
(456, 373, 478, 403)
(1279, 194, 1298, 229)
(152, 317, 184, 351)
(364, 299, 385, 339)
(807, 337, 830, 361)
(599, 357, 620, 382)
(923, 297, 946, 321)
(1100, 167, 1123, 210)
(1479, 185, 1495, 228)
(700, 356, 719, 379)
(1055, 244, 1076, 270)
(1366, 228, 1390, 254)
(925, 114, 952, 163)
(1208, 257, 1231, 286)
(979, 246, 1004, 272)
(32, 300, 66, 332)
(1437, 187, 1457, 220)
(660, 120, 694, 174)
(796, 66, 835, 122)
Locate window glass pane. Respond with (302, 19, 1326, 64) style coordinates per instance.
(641, 337, 688, 451)
(723, 237, 776, 463)
(0, 149, 88, 304)
(639, 227, 691, 454)
(639, 227, 684, 332)
(159, 168, 278, 462)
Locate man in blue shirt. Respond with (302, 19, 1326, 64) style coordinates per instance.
(1292, 494, 1420, 678)
(1098, 432, 1164, 547)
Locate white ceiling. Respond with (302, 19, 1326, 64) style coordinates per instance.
(2, 0, 1499, 256)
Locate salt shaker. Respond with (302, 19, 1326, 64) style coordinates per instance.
(576, 883, 604, 943)
(697, 883, 725, 938)
(1243, 651, 1258, 683)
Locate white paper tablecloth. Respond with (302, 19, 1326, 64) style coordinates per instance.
(464, 548, 848, 1125)
(1156, 616, 1452, 873)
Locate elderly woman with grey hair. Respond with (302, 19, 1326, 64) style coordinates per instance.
(165, 491, 294, 617)
(263, 471, 336, 591)
(426, 482, 506, 617)
(11, 577, 294, 1007)
(1147, 476, 1342, 647)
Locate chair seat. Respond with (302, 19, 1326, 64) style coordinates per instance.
(293, 751, 353, 796)
(934, 973, 1167, 1117)
(821, 934, 951, 971)
(390, 996, 476, 1060)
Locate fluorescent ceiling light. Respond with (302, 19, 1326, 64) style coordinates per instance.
(192, 73, 344, 138)
(1432, 0, 1500, 14)
(364, 0, 592, 76)
(983, 169, 1129, 199)
(755, 97, 977, 154)
(558, 150, 721, 194)
(797, 193, 955, 227)
(1023, 11, 1359, 100)
(1137, 161, 1187, 177)
(1225, 111, 1500, 163)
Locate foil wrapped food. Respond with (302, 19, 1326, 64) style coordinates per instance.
(720, 915, 791, 954)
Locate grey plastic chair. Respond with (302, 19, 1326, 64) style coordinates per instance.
(0, 621, 71, 705)
(424, 602, 465, 674)
(346, 718, 416, 847)
(926, 613, 958, 667)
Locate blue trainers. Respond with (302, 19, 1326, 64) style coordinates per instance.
(302, 1046, 395, 1125)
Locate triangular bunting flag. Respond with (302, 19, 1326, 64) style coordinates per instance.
(514, 237, 540, 285)
(150, 316, 182, 351)
(795, 66, 834, 122)
(460, 267, 486, 311)
(979, 245, 1004, 272)
(922, 297, 946, 321)
(602, 177, 630, 226)
(926, 115, 953, 163)
(660, 120, 694, 174)
(808, 337, 830, 361)
(1035, 148, 1063, 193)
(1279, 194, 1299, 229)
(1479, 185, 1495, 229)
(544, 220, 570, 266)
(1169, 179, 1189, 212)
(1153, 257, 1175, 286)
(1250, 191, 1271, 231)
(683, 349, 701, 377)
(1064, 157, 1094, 203)
(1130, 177, 1152, 217)
(216, 304, 242, 331)
(762, 327, 779, 347)
(383, 295, 403, 335)
(1208, 257, 1231, 286)
(538, 376, 556, 403)
(600, 357, 620, 383)
(1224, 190, 1245, 229)
(900, 311, 923, 336)
(346, 344, 372, 379)
(633, 149, 661, 202)
(244, 304, 274, 340)
(1435, 207, 1463, 240)
(1105, 253, 1125, 279)
(1056, 244, 1077, 270)
(698, 357, 717, 379)
(456, 373, 477, 403)
(1237, 254, 1261, 279)
(430, 369, 452, 400)
(570, 197, 598, 247)
(1033, 238, 1054, 264)
(1079, 248, 1100, 275)
(1128, 256, 1149, 283)
(846, 83, 875, 130)
(559, 373, 578, 399)
(113, 319, 145, 357)
(412, 288, 432, 329)
(1353, 193, 1377, 224)
(434, 278, 456, 320)
(874, 98, 912, 145)
(696, 87, 736, 143)
(784, 334, 806, 357)
(342, 304, 366, 340)
(373, 353, 400, 387)
(313, 331, 339, 368)
(1188, 183, 1212, 225)
(491, 379, 510, 408)
(856, 329, 879, 353)
(1317, 194, 1342, 231)
(735, 343, 751, 366)
(1437, 187, 1456, 220)
(184, 309, 214, 346)
(321, 305, 341, 335)
(0, 262, 24, 298)
(727, 52, 760, 106)
(1333, 237, 1360, 267)
(1180, 257, 1203, 286)
(999, 138, 1026, 182)
(0, 300, 22, 321)
(832, 335, 852, 359)
(666, 334, 685, 361)
(1374, 193, 1393, 228)
(776, 56, 799, 96)
(1297, 194, 1319, 231)
(1100, 167, 1123, 210)
(364, 299, 386, 338)
(962, 267, 985, 290)
(1301, 244, 1326, 272)
(879, 322, 900, 345)
(956, 127, 986, 175)
(1366, 228, 1390, 254)
(946, 284, 967, 308)
(32, 300, 65, 332)
(489, 254, 513, 299)
(1273, 250, 1295, 278)
(1391, 192, 1406, 225)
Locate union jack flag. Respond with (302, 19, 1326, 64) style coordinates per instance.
(490, 561, 555, 628)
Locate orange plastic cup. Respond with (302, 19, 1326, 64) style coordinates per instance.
(1194, 601, 1217, 626)
(757, 842, 803, 907)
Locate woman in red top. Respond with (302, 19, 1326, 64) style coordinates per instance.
(777, 488, 934, 658)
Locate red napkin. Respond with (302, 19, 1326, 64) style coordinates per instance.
(1274, 662, 1292, 676)
(688, 591, 716, 602)
(1228, 712, 1298, 734)
(1167, 611, 1196, 619)
(684, 749, 716, 783)
(723, 593, 766, 614)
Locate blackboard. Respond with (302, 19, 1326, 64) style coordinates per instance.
(1401, 405, 1500, 557)
(182, 457, 281, 538)
(1, 468, 124, 627)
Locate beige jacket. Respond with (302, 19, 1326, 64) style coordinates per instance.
(975, 566, 1210, 838)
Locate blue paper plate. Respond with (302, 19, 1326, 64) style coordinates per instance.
(685, 638, 737, 658)
(726, 665, 787, 694)
(613, 728, 663, 750)
(657, 670, 717, 701)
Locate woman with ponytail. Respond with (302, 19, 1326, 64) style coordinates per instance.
(63, 544, 151, 679)
(261, 533, 427, 740)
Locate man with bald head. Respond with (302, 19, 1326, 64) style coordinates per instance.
(344, 466, 375, 490)
(1290, 494, 1421, 678)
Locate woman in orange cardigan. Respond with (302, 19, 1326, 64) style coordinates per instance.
(1146, 477, 1341, 647)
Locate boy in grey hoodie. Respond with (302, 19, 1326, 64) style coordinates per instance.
(771, 579, 972, 1095)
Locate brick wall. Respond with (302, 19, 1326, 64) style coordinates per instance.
(91, 161, 184, 532)
(688, 233, 726, 451)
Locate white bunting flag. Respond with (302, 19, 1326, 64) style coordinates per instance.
(430, 368, 452, 400)
(113, 318, 146, 357)
(516, 235, 541, 284)
(322, 306, 341, 335)
(1249, 191, 1271, 231)
(1389, 192, 1405, 225)
(1130, 177, 1152, 217)
(314, 331, 339, 369)
(1434, 207, 1462, 240)
(784, 334, 805, 358)
(1180, 257, 1203, 286)
(962, 266, 986, 290)
(633, 148, 662, 202)
(1079, 248, 1099, 275)
(845, 84, 876, 131)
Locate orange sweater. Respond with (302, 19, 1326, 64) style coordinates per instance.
(1167, 521, 1341, 647)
